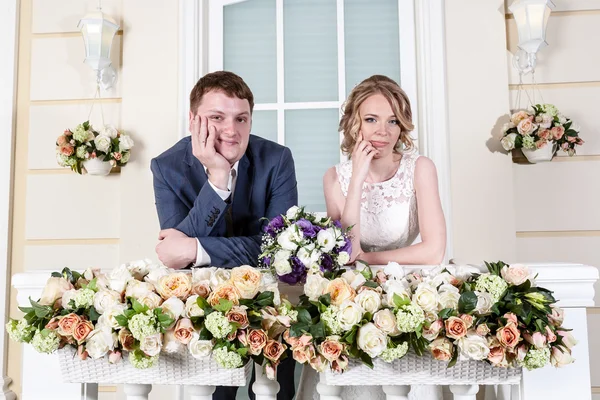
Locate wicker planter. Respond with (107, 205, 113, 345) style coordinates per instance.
(322, 351, 522, 386)
(58, 347, 252, 386)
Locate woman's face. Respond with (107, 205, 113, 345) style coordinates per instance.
(358, 93, 401, 158)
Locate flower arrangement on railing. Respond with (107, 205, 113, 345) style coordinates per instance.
(6, 261, 294, 378)
(259, 206, 352, 285)
(285, 260, 577, 373)
(56, 121, 134, 175)
(501, 104, 583, 163)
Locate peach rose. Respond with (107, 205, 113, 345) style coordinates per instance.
(557, 330, 577, 350)
(551, 126, 565, 140)
(550, 346, 575, 367)
(157, 272, 192, 300)
(430, 338, 453, 361)
(237, 329, 248, 346)
(324, 278, 356, 306)
(191, 281, 211, 298)
(77, 344, 88, 360)
(524, 331, 546, 349)
(293, 344, 316, 364)
(496, 322, 520, 348)
(331, 354, 349, 373)
(319, 338, 344, 362)
(422, 319, 443, 341)
(108, 350, 122, 364)
(263, 340, 287, 362)
(476, 324, 490, 336)
(45, 317, 60, 330)
(445, 316, 467, 340)
(535, 139, 547, 149)
(548, 307, 564, 327)
(501, 264, 531, 286)
(60, 144, 75, 156)
(247, 329, 268, 355)
(503, 312, 518, 325)
(113, 152, 122, 161)
(538, 129, 551, 140)
(39, 277, 74, 306)
(174, 318, 195, 345)
(487, 339, 506, 365)
(208, 283, 241, 307)
(309, 354, 327, 373)
(118, 329, 135, 351)
(57, 313, 82, 336)
(517, 117, 536, 135)
(545, 325, 557, 343)
(283, 329, 299, 348)
(511, 110, 530, 126)
(230, 265, 262, 299)
(56, 135, 68, 146)
(226, 306, 249, 329)
(459, 314, 474, 329)
(73, 320, 94, 344)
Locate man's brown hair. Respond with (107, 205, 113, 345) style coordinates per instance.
(189, 71, 255, 114)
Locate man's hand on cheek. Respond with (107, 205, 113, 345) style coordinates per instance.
(155, 228, 197, 269)
(190, 115, 230, 190)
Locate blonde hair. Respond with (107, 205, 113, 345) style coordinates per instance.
(339, 75, 415, 155)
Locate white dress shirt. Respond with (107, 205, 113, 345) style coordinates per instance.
(194, 161, 239, 266)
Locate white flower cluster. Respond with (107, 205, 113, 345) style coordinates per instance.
(213, 346, 244, 369)
(475, 274, 508, 303)
(380, 342, 409, 363)
(395, 303, 425, 333)
(6, 319, 35, 343)
(74, 288, 95, 309)
(31, 330, 60, 354)
(204, 311, 232, 339)
(128, 311, 159, 341)
(321, 306, 342, 335)
(128, 349, 159, 369)
(522, 346, 551, 371)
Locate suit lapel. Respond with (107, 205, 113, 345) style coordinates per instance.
(232, 153, 253, 232)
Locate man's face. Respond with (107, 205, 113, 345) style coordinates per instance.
(190, 90, 252, 165)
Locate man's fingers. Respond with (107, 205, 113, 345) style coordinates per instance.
(198, 116, 209, 147)
(158, 229, 173, 240)
(206, 124, 217, 150)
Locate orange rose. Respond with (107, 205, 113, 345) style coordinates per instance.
(487, 339, 506, 365)
(283, 329, 299, 348)
(45, 317, 60, 330)
(324, 278, 356, 306)
(263, 340, 287, 362)
(247, 329, 268, 355)
(73, 320, 94, 344)
(118, 328, 135, 351)
(318, 338, 344, 362)
(174, 318, 195, 345)
(208, 283, 241, 307)
(445, 316, 467, 340)
(56, 135, 68, 146)
(157, 272, 192, 300)
(496, 321, 521, 348)
(226, 306, 249, 329)
(57, 313, 82, 336)
(430, 338, 453, 361)
(459, 314, 474, 329)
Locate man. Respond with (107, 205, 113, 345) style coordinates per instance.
(151, 71, 298, 400)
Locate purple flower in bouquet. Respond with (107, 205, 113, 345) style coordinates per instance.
(263, 256, 271, 267)
(280, 257, 307, 285)
(333, 220, 342, 228)
(320, 253, 335, 273)
(296, 219, 317, 238)
(264, 215, 285, 237)
(340, 237, 352, 255)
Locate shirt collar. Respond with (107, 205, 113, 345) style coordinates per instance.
(203, 161, 239, 176)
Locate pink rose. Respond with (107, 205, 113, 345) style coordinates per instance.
(293, 344, 315, 364)
(39, 277, 74, 306)
(445, 317, 467, 340)
(237, 329, 248, 346)
(576, 137, 584, 145)
(535, 139, 547, 149)
(503, 312, 518, 325)
(511, 110, 530, 126)
(247, 329, 268, 355)
(60, 144, 75, 156)
(72, 320, 94, 344)
(422, 319, 443, 341)
(318, 338, 344, 362)
(550, 346, 575, 367)
(174, 318, 195, 345)
(516, 343, 528, 362)
(524, 331, 546, 349)
(487, 339, 506, 365)
(538, 129, 551, 140)
(56, 135, 68, 146)
(476, 324, 490, 336)
(309, 354, 327, 373)
(496, 322, 521, 348)
(517, 118, 536, 135)
(501, 264, 530, 286)
(551, 126, 565, 140)
(459, 314, 474, 329)
(557, 330, 577, 350)
(263, 340, 287, 362)
(561, 142, 569, 150)
(90, 152, 97, 159)
(226, 306, 249, 329)
(545, 326, 557, 343)
(374, 270, 387, 285)
(113, 152, 122, 161)
(567, 135, 577, 143)
(283, 329, 299, 348)
(192, 281, 211, 298)
(265, 363, 276, 380)
(45, 317, 60, 330)
(57, 313, 82, 337)
(429, 338, 453, 361)
(331, 355, 349, 374)
(64, 129, 72, 137)
(77, 344, 88, 360)
(108, 350, 122, 364)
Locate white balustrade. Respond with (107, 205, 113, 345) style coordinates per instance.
(10, 262, 598, 400)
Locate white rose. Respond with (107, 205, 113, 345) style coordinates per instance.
(517, 118, 537, 136)
(457, 333, 490, 361)
(277, 227, 301, 251)
(98, 304, 127, 329)
(446, 265, 480, 282)
(98, 125, 118, 139)
(384, 262, 405, 280)
(384, 281, 411, 307)
(185, 295, 205, 318)
(163, 330, 182, 354)
(263, 284, 281, 306)
(140, 333, 163, 357)
(119, 134, 134, 151)
(210, 269, 231, 290)
(296, 247, 313, 268)
(501, 133, 518, 151)
(354, 290, 382, 314)
(304, 274, 328, 301)
(93, 289, 121, 314)
(125, 280, 155, 299)
(558, 113, 567, 124)
(373, 309, 400, 336)
(94, 134, 112, 153)
(475, 291, 493, 315)
(337, 251, 350, 266)
(86, 329, 115, 359)
(108, 264, 134, 293)
(432, 272, 455, 288)
(438, 283, 459, 294)
(500, 264, 531, 286)
(413, 283, 440, 312)
(502, 121, 516, 133)
(126, 259, 156, 279)
(316, 229, 336, 252)
(337, 301, 364, 331)
(145, 266, 170, 286)
(540, 114, 553, 129)
(61, 289, 78, 310)
(273, 250, 292, 275)
(357, 323, 387, 358)
(341, 270, 366, 290)
(137, 292, 163, 310)
(438, 290, 460, 310)
(161, 297, 185, 323)
(193, 266, 216, 283)
(286, 206, 301, 220)
(189, 333, 214, 360)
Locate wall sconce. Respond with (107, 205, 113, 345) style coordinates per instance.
(78, 1, 119, 90)
(509, 0, 555, 74)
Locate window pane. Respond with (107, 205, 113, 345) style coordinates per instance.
(250, 110, 277, 142)
(344, 0, 401, 97)
(285, 109, 340, 212)
(224, 0, 277, 103)
(284, 0, 338, 102)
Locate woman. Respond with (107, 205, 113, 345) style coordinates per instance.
(296, 75, 446, 400)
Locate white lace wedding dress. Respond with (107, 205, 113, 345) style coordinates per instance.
(295, 151, 442, 400)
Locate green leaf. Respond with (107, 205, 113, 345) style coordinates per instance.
(255, 291, 275, 307)
(18, 306, 34, 314)
(342, 325, 358, 344)
(360, 266, 373, 280)
(361, 281, 378, 289)
(393, 293, 411, 309)
(213, 299, 233, 313)
(88, 306, 100, 323)
(289, 322, 309, 338)
(51, 272, 62, 278)
(132, 299, 149, 314)
(196, 295, 210, 309)
(296, 309, 312, 325)
(236, 347, 249, 357)
(458, 291, 478, 314)
(309, 321, 326, 339)
(123, 309, 136, 319)
(199, 328, 213, 340)
(115, 314, 129, 327)
(359, 351, 374, 369)
(447, 346, 458, 368)
(30, 299, 52, 318)
(87, 278, 98, 292)
(318, 294, 331, 307)
(438, 308, 456, 319)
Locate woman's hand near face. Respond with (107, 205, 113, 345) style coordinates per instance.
(350, 134, 378, 186)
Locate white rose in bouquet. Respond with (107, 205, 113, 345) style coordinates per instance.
(272, 250, 292, 275)
(189, 333, 214, 360)
(145, 266, 170, 286)
(341, 270, 366, 290)
(316, 229, 336, 253)
(304, 274, 328, 301)
(98, 304, 128, 329)
(140, 333, 163, 357)
(94, 135, 112, 154)
(501, 133, 518, 151)
(338, 300, 364, 331)
(126, 259, 157, 280)
(192, 266, 215, 282)
(457, 333, 490, 361)
(446, 265, 480, 282)
(161, 297, 185, 323)
(286, 206, 301, 220)
(357, 323, 387, 358)
(337, 251, 350, 266)
(61, 289, 78, 310)
(163, 330, 182, 354)
(137, 292, 163, 310)
(475, 291, 493, 315)
(185, 295, 205, 318)
(86, 329, 116, 359)
(384, 262, 405, 280)
(383, 280, 410, 307)
(438, 290, 460, 310)
(119, 134, 134, 151)
(354, 290, 382, 314)
(93, 289, 121, 314)
(125, 280, 155, 299)
(373, 309, 401, 336)
(108, 264, 133, 293)
(210, 269, 231, 289)
(98, 125, 118, 139)
(297, 245, 318, 268)
(413, 283, 440, 312)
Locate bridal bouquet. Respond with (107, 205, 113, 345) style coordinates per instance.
(259, 206, 352, 285)
(56, 121, 134, 174)
(6, 261, 295, 378)
(501, 104, 583, 156)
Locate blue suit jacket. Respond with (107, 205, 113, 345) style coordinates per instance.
(151, 135, 298, 268)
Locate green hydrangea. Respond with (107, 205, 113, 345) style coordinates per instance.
(522, 135, 535, 149)
(31, 329, 60, 354)
(129, 349, 159, 369)
(73, 125, 89, 143)
(213, 346, 244, 369)
(321, 306, 342, 335)
(129, 310, 159, 341)
(540, 104, 558, 117)
(76, 146, 88, 159)
(380, 342, 409, 363)
(74, 288, 95, 309)
(475, 274, 508, 303)
(6, 319, 35, 343)
(121, 151, 130, 164)
(205, 311, 232, 339)
(396, 303, 425, 333)
(522, 346, 550, 370)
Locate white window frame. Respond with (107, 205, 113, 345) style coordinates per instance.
(179, 0, 453, 261)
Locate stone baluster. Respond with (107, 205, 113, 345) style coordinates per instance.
(188, 385, 216, 400)
(382, 385, 411, 400)
(449, 384, 478, 400)
(316, 373, 342, 400)
(123, 384, 152, 400)
(82, 383, 98, 400)
(252, 362, 279, 400)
